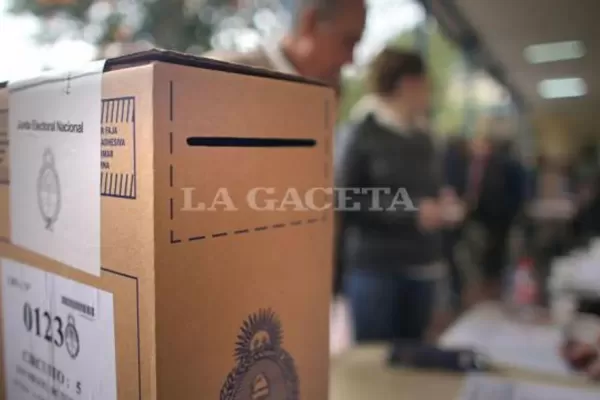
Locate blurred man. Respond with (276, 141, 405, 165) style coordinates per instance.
(206, 2, 366, 345)
(204, 0, 366, 86)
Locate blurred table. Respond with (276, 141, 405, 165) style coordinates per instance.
(330, 303, 597, 400)
(329, 345, 463, 400)
(329, 345, 593, 400)
(439, 302, 573, 376)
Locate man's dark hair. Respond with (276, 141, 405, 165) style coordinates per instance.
(368, 48, 426, 96)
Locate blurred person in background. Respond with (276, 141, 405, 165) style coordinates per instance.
(521, 154, 539, 256)
(462, 135, 525, 300)
(442, 135, 470, 310)
(204, 0, 366, 87)
(335, 48, 451, 342)
(446, 135, 524, 299)
(560, 157, 600, 381)
(571, 174, 600, 243)
(528, 155, 577, 302)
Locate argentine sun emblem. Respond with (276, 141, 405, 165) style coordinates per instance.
(37, 148, 61, 230)
(220, 309, 299, 400)
(65, 315, 80, 359)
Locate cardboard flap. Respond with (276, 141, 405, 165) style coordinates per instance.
(1, 48, 329, 89)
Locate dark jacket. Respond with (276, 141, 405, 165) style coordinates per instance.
(477, 153, 524, 223)
(444, 144, 525, 224)
(334, 114, 442, 270)
(443, 138, 469, 197)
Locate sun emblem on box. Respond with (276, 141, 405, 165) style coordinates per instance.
(37, 148, 61, 231)
(65, 315, 80, 359)
(220, 308, 299, 400)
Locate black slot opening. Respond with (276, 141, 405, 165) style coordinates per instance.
(186, 137, 316, 148)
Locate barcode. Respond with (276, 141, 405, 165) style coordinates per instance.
(61, 296, 95, 317)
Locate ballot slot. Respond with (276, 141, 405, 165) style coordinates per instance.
(186, 136, 316, 148)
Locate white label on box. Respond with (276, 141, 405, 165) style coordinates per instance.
(9, 60, 105, 276)
(1, 258, 117, 400)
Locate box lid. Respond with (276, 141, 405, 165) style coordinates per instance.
(0, 48, 328, 88)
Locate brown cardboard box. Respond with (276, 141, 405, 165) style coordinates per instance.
(0, 49, 335, 400)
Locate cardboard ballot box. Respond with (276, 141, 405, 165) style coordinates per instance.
(0, 50, 335, 400)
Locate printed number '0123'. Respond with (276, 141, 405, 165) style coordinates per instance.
(23, 302, 65, 348)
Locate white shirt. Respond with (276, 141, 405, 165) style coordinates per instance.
(351, 95, 412, 136)
(349, 94, 429, 136)
(372, 99, 410, 135)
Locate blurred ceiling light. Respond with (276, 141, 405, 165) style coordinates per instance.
(538, 77, 587, 99)
(524, 41, 585, 64)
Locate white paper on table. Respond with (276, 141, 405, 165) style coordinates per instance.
(483, 321, 572, 376)
(515, 382, 600, 400)
(440, 304, 572, 376)
(459, 374, 600, 400)
(577, 256, 600, 293)
(9, 60, 105, 276)
(440, 303, 507, 349)
(458, 374, 516, 400)
(566, 314, 600, 345)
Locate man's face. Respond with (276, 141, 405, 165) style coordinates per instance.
(299, 0, 366, 82)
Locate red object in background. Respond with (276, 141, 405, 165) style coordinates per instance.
(514, 257, 538, 306)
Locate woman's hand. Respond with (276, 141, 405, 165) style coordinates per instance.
(418, 198, 442, 231)
(440, 188, 466, 226)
